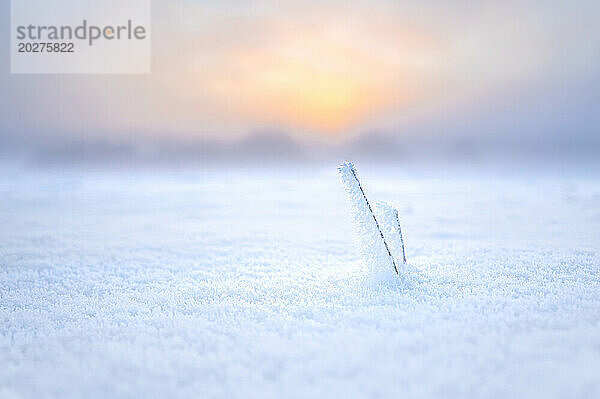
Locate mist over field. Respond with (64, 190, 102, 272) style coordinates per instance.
(2, 1, 600, 398)
(1, 0, 600, 170)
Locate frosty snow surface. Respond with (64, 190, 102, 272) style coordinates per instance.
(1, 166, 600, 398)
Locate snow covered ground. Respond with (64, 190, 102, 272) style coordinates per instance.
(1, 165, 600, 398)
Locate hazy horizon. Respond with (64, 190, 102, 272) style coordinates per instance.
(1, 0, 599, 167)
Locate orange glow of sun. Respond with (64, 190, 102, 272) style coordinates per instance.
(160, 18, 445, 135)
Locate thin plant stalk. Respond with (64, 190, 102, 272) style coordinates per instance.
(348, 165, 399, 275)
(394, 209, 407, 264)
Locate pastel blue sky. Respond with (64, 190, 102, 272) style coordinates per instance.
(1, 0, 599, 158)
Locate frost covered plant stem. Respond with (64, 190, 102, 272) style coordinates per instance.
(338, 162, 399, 276)
(394, 209, 407, 264)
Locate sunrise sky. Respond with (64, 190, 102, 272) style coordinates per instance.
(1, 0, 600, 163)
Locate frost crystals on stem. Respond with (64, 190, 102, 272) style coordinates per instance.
(338, 161, 401, 277)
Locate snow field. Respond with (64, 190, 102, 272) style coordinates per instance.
(1, 166, 600, 398)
